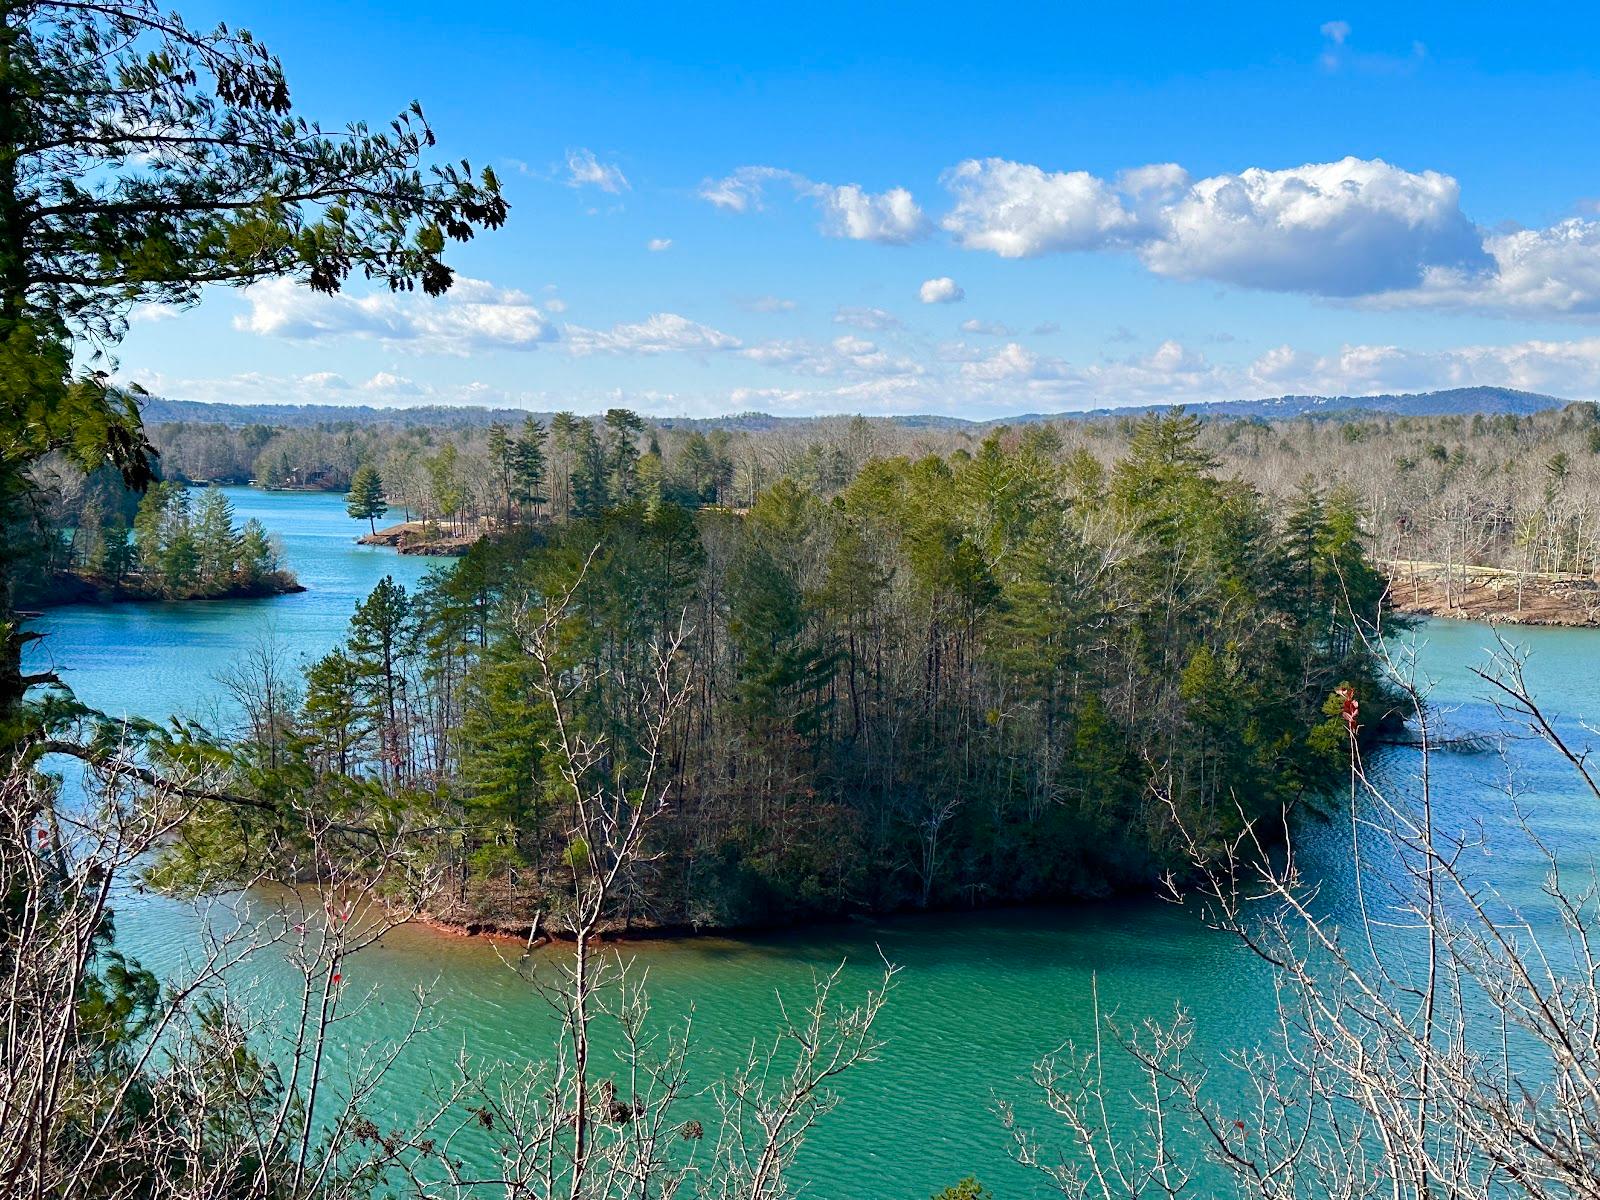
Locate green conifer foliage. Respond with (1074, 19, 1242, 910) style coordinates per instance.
(345, 465, 388, 534)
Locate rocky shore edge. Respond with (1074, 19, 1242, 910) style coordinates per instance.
(1386, 560, 1600, 627)
(357, 520, 481, 557)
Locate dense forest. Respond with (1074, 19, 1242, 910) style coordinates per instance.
(11, 0, 1592, 1195)
(161, 410, 1392, 931)
(148, 399, 1600, 584)
(150, 408, 743, 514)
(14, 467, 295, 607)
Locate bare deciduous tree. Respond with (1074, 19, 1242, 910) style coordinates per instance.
(1002, 626, 1600, 1199)
(411, 551, 900, 1200)
(4, 555, 894, 1200)
(2, 728, 446, 1199)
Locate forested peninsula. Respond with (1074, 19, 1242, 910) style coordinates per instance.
(160, 410, 1395, 935)
(147, 396, 1600, 625)
(8, 0, 1600, 1194)
(17, 473, 298, 609)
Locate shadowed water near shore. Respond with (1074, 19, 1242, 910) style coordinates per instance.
(26, 487, 1600, 1197)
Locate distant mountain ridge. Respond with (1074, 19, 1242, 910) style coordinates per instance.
(136, 386, 1571, 431)
(1067, 386, 1566, 421)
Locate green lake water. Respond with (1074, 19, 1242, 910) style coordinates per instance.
(23, 487, 1600, 1197)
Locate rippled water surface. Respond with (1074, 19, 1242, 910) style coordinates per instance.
(25, 488, 1600, 1197)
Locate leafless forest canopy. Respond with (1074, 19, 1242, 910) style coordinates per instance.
(148, 400, 1600, 576)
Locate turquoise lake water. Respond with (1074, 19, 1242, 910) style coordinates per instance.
(23, 487, 1600, 1197)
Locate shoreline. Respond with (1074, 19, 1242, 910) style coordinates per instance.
(405, 893, 1150, 950)
(1385, 560, 1600, 628)
(357, 519, 486, 557)
(26, 572, 305, 611)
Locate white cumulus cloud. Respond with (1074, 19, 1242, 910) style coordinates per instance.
(807, 182, 928, 244)
(1376, 218, 1600, 316)
(942, 158, 1140, 258)
(234, 278, 559, 355)
(1143, 157, 1484, 295)
(920, 277, 965, 304)
(700, 154, 1600, 317)
(701, 166, 927, 243)
(940, 154, 1491, 299)
(647, 237, 673, 252)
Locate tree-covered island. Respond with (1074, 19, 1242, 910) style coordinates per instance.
(161, 408, 1397, 933)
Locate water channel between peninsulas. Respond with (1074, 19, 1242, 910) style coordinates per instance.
(25, 486, 1600, 1198)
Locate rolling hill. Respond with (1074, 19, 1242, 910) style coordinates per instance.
(136, 386, 1572, 431)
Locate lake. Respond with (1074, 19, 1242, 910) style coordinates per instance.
(23, 487, 1600, 1198)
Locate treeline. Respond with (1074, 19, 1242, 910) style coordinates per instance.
(195, 413, 1392, 931)
(155, 401, 1600, 586)
(151, 409, 745, 527)
(1190, 403, 1600, 583)
(332, 410, 741, 540)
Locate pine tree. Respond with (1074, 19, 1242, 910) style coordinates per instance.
(194, 486, 241, 588)
(486, 423, 513, 525)
(427, 444, 463, 535)
(728, 541, 834, 748)
(93, 521, 133, 585)
(74, 494, 106, 575)
(679, 432, 717, 504)
(131, 482, 199, 597)
(237, 519, 279, 587)
(346, 465, 388, 534)
(1109, 408, 1217, 517)
(512, 417, 547, 522)
(131, 483, 172, 579)
(348, 577, 415, 783)
(455, 648, 551, 869)
(549, 411, 581, 520)
(302, 649, 370, 776)
(570, 419, 609, 518)
(160, 528, 199, 598)
(604, 408, 644, 502)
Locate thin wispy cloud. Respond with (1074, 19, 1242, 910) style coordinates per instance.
(135, 319, 1600, 417)
(834, 305, 902, 330)
(960, 318, 1016, 337)
(564, 312, 741, 356)
(565, 147, 629, 193)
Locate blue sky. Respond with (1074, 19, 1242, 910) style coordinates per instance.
(120, 1, 1600, 417)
